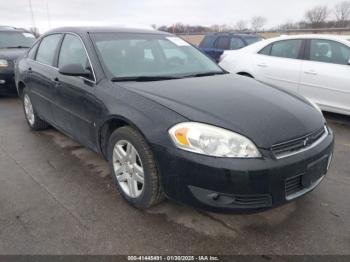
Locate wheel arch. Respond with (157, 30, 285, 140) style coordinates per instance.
(17, 81, 26, 97)
(98, 115, 149, 160)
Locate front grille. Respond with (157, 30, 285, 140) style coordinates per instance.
(271, 126, 327, 159)
(285, 175, 303, 197)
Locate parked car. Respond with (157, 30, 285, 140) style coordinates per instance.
(0, 26, 36, 96)
(219, 34, 350, 116)
(15, 27, 333, 212)
(199, 33, 263, 62)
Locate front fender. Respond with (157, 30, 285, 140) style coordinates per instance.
(96, 86, 188, 155)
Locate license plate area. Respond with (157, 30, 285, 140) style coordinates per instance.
(303, 155, 329, 187)
(285, 154, 329, 200)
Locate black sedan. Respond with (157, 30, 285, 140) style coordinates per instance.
(0, 26, 35, 96)
(15, 27, 334, 212)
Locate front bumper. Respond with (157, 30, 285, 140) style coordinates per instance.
(151, 128, 334, 212)
(0, 71, 17, 95)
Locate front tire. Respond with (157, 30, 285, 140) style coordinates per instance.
(22, 89, 50, 130)
(108, 126, 164, 209)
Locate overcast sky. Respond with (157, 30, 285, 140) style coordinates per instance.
(0, 0, 334, 33)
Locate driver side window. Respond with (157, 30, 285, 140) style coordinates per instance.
(58, 34, 93, 80)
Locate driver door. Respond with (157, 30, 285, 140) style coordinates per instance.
(54, 33, 102, 150)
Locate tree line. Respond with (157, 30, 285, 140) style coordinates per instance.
(157, 1, 350, 33)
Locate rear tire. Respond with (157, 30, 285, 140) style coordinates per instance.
(108, 126, 165, 209)
(22, 89, 50, 131)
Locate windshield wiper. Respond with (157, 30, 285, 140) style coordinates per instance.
(182, 71, 227, 78)
(111, 76, 182, 82)
(5, 46, 31, 49)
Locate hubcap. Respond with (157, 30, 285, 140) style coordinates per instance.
(24, 94, 35, 126)
(113, 140, 145, 198)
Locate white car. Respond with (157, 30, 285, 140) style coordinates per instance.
(219, 34, 350, 116)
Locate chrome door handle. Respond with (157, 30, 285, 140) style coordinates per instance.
(53, 77, 61, 87)
(257, 63, 268, 68)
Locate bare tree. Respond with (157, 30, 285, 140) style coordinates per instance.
(334, 1, 350, 27)
(305, 5, 329, 28)
(278, 20, 298, 31)
(235, 20, 248, 31)
(29, 27, 40, 38)
(219, 24, 233, 32)
(210, 24, 221, 32)
(251, 16, 267, 32)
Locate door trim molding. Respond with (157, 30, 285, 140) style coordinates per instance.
(31, 89, 93, 125)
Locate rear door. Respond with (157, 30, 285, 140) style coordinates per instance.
(54, 33, 101, 150)
(252, 39, 305, 93)
(299, 39, 350, 114)
(27, 33, 63, 122)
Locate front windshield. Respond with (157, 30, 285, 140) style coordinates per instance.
(0, 31, 35, 48)
(90, 33, 223, 79)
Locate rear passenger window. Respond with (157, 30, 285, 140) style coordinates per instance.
(36, 34, 62, 66)
(270, 40, 303, 59)
(215, 36, 230, 50)
(230, 37, 245, 50)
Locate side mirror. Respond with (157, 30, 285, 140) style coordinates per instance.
(59, 64, 91, 78)
(348, 59, 350, 65)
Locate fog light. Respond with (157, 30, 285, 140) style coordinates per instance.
(327, 153, 333, 171)
(0, 79, 6, 84)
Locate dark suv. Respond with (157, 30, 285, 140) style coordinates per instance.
(0, 26, 36, 96)
(199, 33, 263, 62)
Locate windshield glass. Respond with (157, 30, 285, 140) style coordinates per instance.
(0, 31, 35, 48)
(244, 36, 263, 45)
(90, 33, 223, 79)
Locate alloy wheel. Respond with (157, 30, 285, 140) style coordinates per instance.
(112, 140, 145, 198)
(24, 94, 35, 126)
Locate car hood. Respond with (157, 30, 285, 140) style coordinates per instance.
(0, 48, 28, 60)
(117, 74, 325, 148)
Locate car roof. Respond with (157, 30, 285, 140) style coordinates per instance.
(0, 26, 30, 33)
(273, 34, 350, 41)
(205, 32, 261, 37)
(46, 26, 171, 36)
(236, 33, 350, 54)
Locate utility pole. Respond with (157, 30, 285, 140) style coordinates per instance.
(46, 1, 51, 29)
(28, 0, 36, 29)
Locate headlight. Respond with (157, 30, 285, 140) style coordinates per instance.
(0, 59, 9, 68)
(168, 122, 261, 158)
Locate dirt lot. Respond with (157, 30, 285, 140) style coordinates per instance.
(0, 97, 349, 255)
